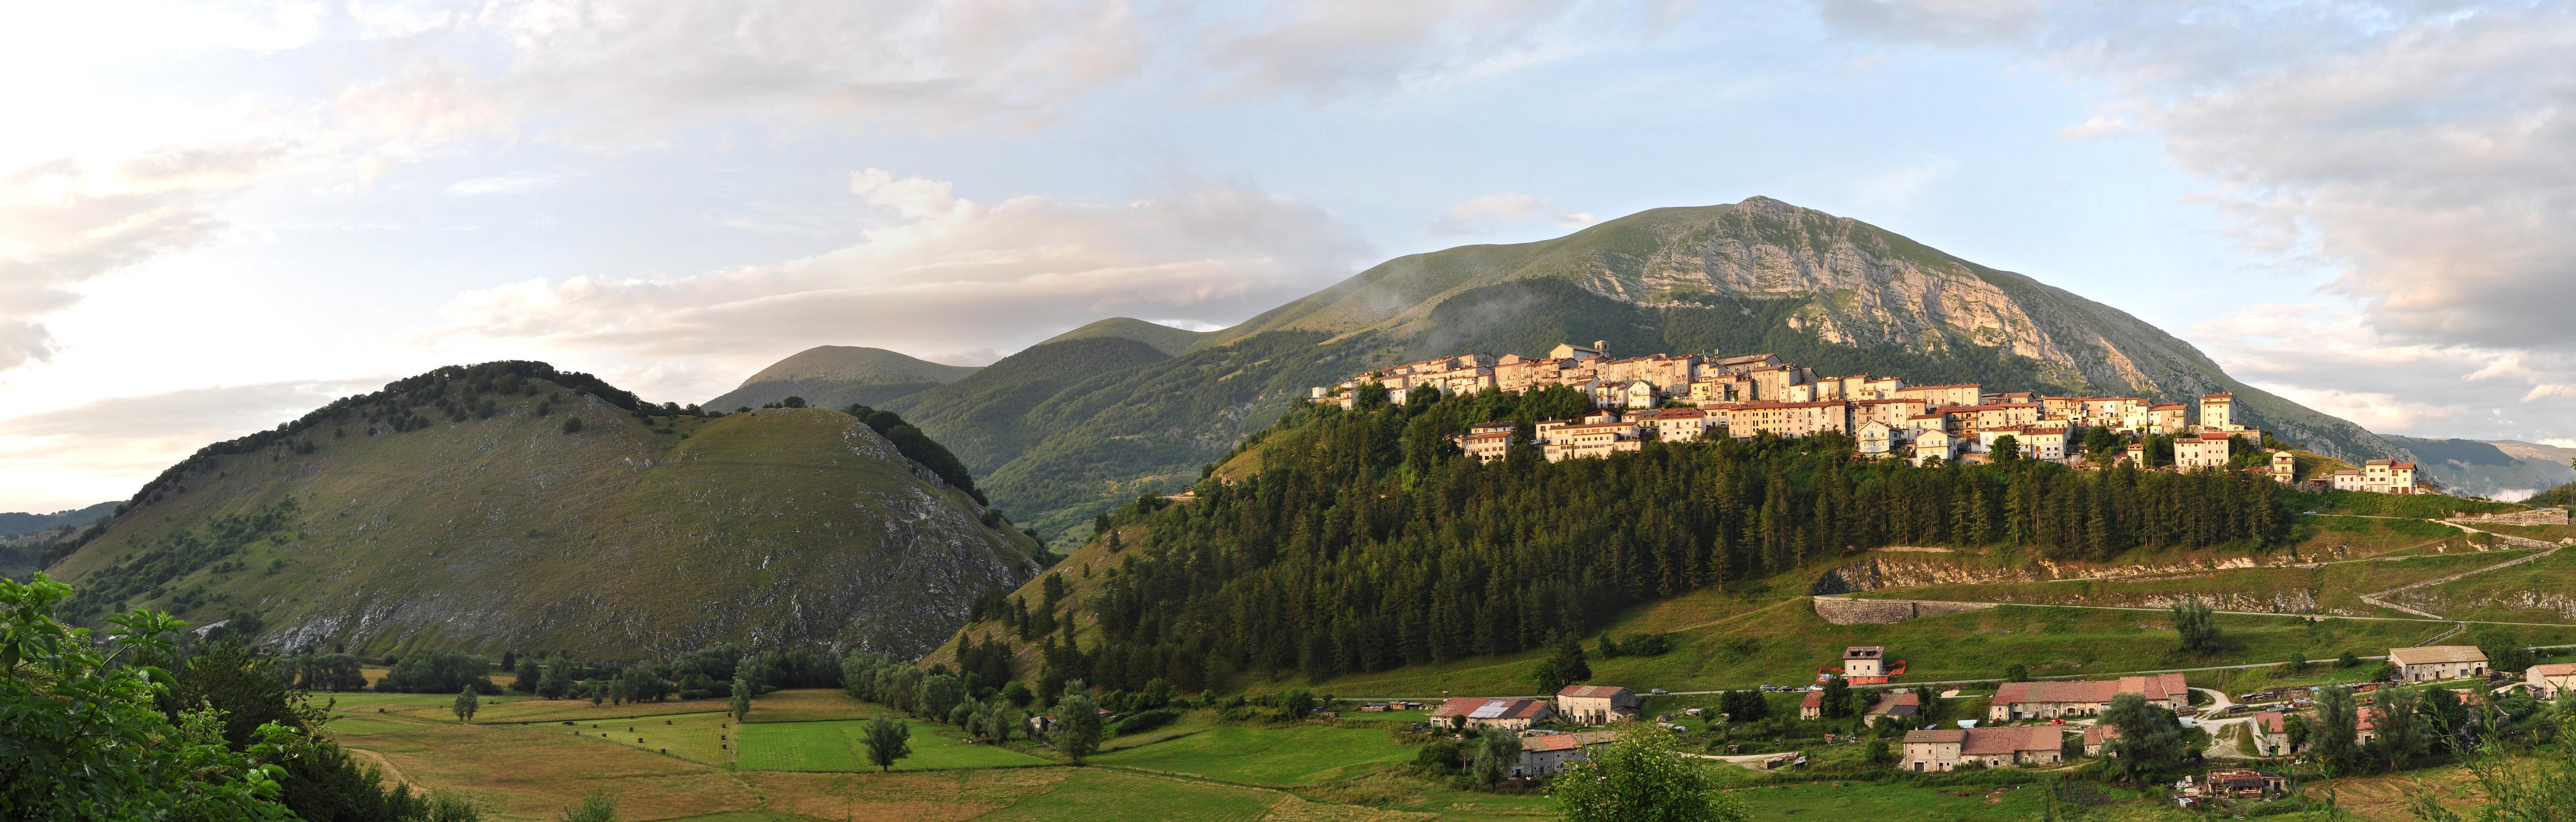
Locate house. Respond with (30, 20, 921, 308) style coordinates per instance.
(1725, 400, 1851, 439)
(2082, 724, 2119, 757)
(1452, 422, 1517, 463)
(2199, 393, 2234, 430)
(2528, 663, 2576, 697)
(2147, 403, 2189, 434)
(1902, 726, 2064, 771)
(1912, 428, 1961, 466)
(1630, 407, 1716, 442)
(2248, 711, 2294, 756)
(1555, 685, 1639, 726)
(2175, 433, 2234, 471)
(1548, 341, 1606, 361)
(1865, 691, 1921, 720)
(1980, 426, 2069, 462)
(1843, 646, 1888, 679)
(2361, 459, 2420, 494)
(1893, 383, 1982, 409)
(2122, 442, 2148, 468)
(1708, 353, 1782, 374)
(1535, 416, 1644, 462)
(1429, 697, 1555, 731)
(2207, 768, 2288, 799)
(1511, 730, 1619, 778)
(2389, 646, 2488, 682)
(2269, 451, 2298, 484)
(1856, 419, 1899, 457)
(1988, 674, 2189, 722)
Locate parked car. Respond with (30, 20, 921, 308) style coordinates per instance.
(1650, 688, 1670, 695)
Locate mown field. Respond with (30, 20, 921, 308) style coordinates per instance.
(1088, 726, 1416, 786)
(737, 718, 1048, 772)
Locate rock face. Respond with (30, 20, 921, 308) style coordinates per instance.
(51, 369, 1041, 661)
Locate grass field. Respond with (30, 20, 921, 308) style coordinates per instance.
(737, 689, 889, 723)
(1725, 779, 2070, 820)
(2394, 547, 2576, 623)
(1282, 601, 2576, 698)
(325, 712, 759, 821)
(1088, 726, 1416, 786)
(973, 769, 1282, 821)
(327, 689, 747, 725)
(735, 718, 1048, 773)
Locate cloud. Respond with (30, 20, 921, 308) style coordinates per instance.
(444, 171, 565, 196)
(1431, 193, 1599, 236)
(0, 145, 283, 372)
(1850, 155, 1958, 208)
(0, 378, 382, 513)
(430, 169, 1375, 392)
(2191, 302, 2576, 443)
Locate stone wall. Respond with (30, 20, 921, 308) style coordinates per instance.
(1812, 597, 1996, 625)
(2448, 508, 2569, 527)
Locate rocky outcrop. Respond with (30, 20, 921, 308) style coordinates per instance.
(1809, 553, 2300, 594)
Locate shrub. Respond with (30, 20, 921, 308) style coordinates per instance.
(1113, 709, 1179, 736)
(561, 416, 583, 434)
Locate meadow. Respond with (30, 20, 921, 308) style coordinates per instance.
(1087, 726, 1418, 786)
(736, 718, 1048, 772)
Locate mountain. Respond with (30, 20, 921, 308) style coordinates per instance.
(2386, 436, 2576, 501)
(1036, 317, 1217, 356)
(45, 362, 1041, 660)
(859, 196, 2404, 545)
(0, 500, 116, 538)
(704, 345, 980, 412)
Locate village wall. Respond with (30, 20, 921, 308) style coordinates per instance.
(1810, 597, 1996, 625)
(2447, 508, 2569, 527)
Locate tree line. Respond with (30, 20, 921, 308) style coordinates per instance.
(1021, 387, 2287, 693)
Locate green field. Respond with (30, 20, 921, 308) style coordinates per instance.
(973, 769, 1280, 821)
(735, 719, 1048, 773)
(1729, 779, 2069, 820)
(1087, 726, 1417, 786)
(1283, 601, 2576, 698)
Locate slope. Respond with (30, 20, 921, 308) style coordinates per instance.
(47, 362, 1041, 660)
(1036, 317, 1216, 356)
(705, 345, 980, 412)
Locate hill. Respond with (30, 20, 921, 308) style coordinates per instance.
(1036, 317, 1216, 356)
(868, 196, 2404, 545)
(44, 361, 1041, 660)
(704, 345, 980, 411)
(0, 500, 117, 537)
(2385, 435, 2576, 500)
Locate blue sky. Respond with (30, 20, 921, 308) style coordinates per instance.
(3, 1, 2571, 512)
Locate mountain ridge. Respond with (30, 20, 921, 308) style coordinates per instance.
(705, 345, 980, 412)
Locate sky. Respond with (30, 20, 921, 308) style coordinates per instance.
(3, 0, 2572, 513)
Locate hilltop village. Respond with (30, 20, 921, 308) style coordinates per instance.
(1313, 341, 2425, 493)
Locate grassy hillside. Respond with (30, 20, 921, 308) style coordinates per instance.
(1037, 317, 1216, 356)
(705, 345, 980, 411)
(49, 362, 1041, 660)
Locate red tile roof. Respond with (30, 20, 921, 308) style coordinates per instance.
(1992, 674, 2187, 707)
(1962, 726, 2061, 755)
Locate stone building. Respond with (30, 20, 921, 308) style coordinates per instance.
(2388, 646, 2487, 682)
(1430, 697, 1554, 731)
(1554, 685, 1639, 726)
(1988, 674, 2188, 721)
(1903, 726, 2063, 771)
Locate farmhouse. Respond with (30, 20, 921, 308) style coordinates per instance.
(2527, 663, 2576, 697)
(2248, 711, 2294, 756)
(1843, 646, 1888, 679)
(1988, 674, 2189, 722)
(1555, 685, 1639, 726)
(1429, 697, 1554, 731)
(1799, 689, 1825, 721)
(2389, 646, 2488, 682)
(2082, 724, 2119, 757)
(1902, 726, 2064, 771)
(1511, 730, 1619, 778)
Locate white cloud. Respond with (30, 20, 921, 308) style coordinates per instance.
(0, 378, 382, 513)
(1818, 1, 2576, 441)
(0, 145, 284, 371)
(1431, 193, 1599, 236)
(444, 172, 565, 196)
(429, 170, 1375, 398)
(2192, 302, 2576, 443)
